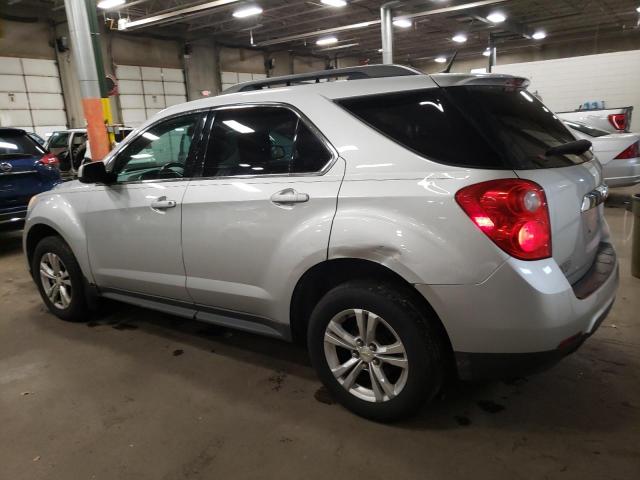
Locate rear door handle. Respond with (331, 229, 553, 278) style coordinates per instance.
(270, 188, 309, 204)
(150, 196, 177, 210)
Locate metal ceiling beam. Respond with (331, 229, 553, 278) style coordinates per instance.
(254, 0, 507, 47)
(120, 0, 240, 30)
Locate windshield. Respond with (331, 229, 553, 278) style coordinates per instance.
(337, 86, 592, 170)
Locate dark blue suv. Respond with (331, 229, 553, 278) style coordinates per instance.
(1, 128, 61, 231)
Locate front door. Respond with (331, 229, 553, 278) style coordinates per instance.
(85, 112, 206, 301)
(181, 105, 344, 324)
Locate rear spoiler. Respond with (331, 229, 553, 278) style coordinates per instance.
(430, 73, 530, 89)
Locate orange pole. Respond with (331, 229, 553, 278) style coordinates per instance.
(82, 97, 110, 161)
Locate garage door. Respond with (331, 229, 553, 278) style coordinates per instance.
(116, 65, 187, 127)
(0, 56, 67, 137)
(221, 71, 267, 91)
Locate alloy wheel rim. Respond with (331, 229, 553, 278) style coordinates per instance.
(39, 253, 72, 309)
(323, 308, 409, 403)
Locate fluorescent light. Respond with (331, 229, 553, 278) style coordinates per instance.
(377, 48, 383, 52)
(131, 153, 153, 159)
(233, 5, 263, 18)
(223, 120, 255, 134)
(532, 30, 546, 40)
(482, 48, 491, 57)
(637, 6, 640, 12)
(393, 18, 412, 28)
(434, 56, 447, 63)
(97, 0, 125, 9)
(486, 12, 506, 23)
(452, 33, 467, 43)
(316, 36, 338, 45)
(321, 0, 347, 6)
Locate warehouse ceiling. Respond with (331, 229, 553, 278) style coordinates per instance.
(8, 0, 640, 64)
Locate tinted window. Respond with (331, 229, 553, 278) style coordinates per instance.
(113, 113, 201, 182)
(0, 130, 44, 158)
(48, 131, 69, 148)
(203, 106, 331, 177)
(338, 87, 591, 169)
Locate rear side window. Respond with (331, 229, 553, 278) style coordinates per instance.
(338, 87, 591, 169)
(203, 106, 332, 177)
(0, 131, 44, 157)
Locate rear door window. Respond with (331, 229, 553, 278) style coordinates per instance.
(338, 87, 592, 170)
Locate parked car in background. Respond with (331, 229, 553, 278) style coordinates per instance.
(557, 106, 633, 133)
(1, 128, 61, 231)
(565, 120, 640, 187)
(23, 66, 618, 421)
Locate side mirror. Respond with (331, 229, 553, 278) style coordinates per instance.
(78, 161, 115, 184)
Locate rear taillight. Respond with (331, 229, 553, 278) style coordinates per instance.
(608, 113, 627, 131)
(38, 153, 59, 167)
(455, 179, 551, 261)
(614, 141, 640, 159)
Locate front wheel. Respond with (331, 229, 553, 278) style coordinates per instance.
(32, 236, 89, 322)
(307, 280, 446, 422)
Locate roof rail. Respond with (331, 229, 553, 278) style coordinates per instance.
(222, 64, 423, 94)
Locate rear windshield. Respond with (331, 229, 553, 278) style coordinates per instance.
(337, 86, 592, 170)
(0, 131, 45, 157)
(564, 121, 609, 138)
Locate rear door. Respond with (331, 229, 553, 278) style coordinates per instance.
(181, 105, 343, 324)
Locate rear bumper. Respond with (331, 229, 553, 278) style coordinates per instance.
(0, 206, 27, 231)
(415, 242, 618, 380)
(603, 157, 640, 188)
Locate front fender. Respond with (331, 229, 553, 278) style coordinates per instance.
(23, 189, 93, 283)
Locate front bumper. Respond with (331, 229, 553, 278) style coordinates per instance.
(603, 157, 640, 188)
(415, 242, 619, 380)
(0, 206, 27, 231)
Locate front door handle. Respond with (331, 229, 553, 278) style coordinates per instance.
(270, 188, 309, 205)
(150, 196, 177, 210)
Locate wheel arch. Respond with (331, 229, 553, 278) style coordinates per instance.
(289, 258, 455, 372)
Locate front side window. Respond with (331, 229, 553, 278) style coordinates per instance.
(203, 106, 332, 177)
(113, 113, 202, 183)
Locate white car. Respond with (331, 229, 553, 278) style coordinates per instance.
(565, 121, 640, 187)
(558, 106, 633, 133)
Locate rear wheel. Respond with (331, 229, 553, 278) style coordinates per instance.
(32, 236, 89, 322)
(307, 280, 445, 421)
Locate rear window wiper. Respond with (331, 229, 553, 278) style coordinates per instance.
(545, 139, 591, 157)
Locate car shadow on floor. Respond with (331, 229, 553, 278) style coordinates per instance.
(40, 299, 636, 434)
(0, 230, 23, 258)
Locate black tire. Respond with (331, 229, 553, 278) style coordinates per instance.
(307, 280, 446, 422)
(32, 236, 89, 322)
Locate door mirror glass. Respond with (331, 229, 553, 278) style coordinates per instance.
(78, 161, 114, 184)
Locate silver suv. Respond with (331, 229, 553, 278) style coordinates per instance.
(23, 66, 619, 421)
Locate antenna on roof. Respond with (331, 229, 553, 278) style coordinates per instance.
(441, 51, 458, 74)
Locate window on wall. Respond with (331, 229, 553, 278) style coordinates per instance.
(113, 113, 202, 182)
(203, 106, 332, 177)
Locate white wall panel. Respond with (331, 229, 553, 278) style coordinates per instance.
(121, 109, 147, 126)
(163, 82, 186, 95)
(32, 110, 66, 126)
(494, 49, 640, 130)
(145, 108, 162, 117)
(165, 95, 187, 107)
(142, 81, 163, 94)
(144, 94, 165, 109)
(119, 95, 145, 109)
(221, 71, 238, 84)
(28, 93, 64, 110)
(237, 72, 253, 83)
(35, 125, 67, 137)
(0, 110, 32, 126)
(0, 92, 29, 109)
(162, 68, 184, 83)
(0, 57, 22, 74)
(118, 80, 143, 94)
(25, 76, 62, 93)
(0, 74, 27, 92)
(21, 58, 58, 77)
(116, 65, 142, 80)
(141, 66, 163, 81)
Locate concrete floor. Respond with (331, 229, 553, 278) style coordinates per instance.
(1, 191, 639, 480)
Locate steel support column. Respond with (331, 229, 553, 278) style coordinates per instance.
(380, 3, 394, 65)
(63, 0, 110, 160)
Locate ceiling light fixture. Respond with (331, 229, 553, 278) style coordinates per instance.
(97, 0, 125, 8)
(393, 18, 412, 28)
(486, 11, 506, 23)
(637, 6, 640, 12)
(232, 5, 263, 18)
(482, 48, 491, 57)
(452, 33, 467, 43)
(434, 56, 447, 63)
(316, 36, 338, 45)
(532, 30, 546, 40)
(321, 0, 347, 7)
